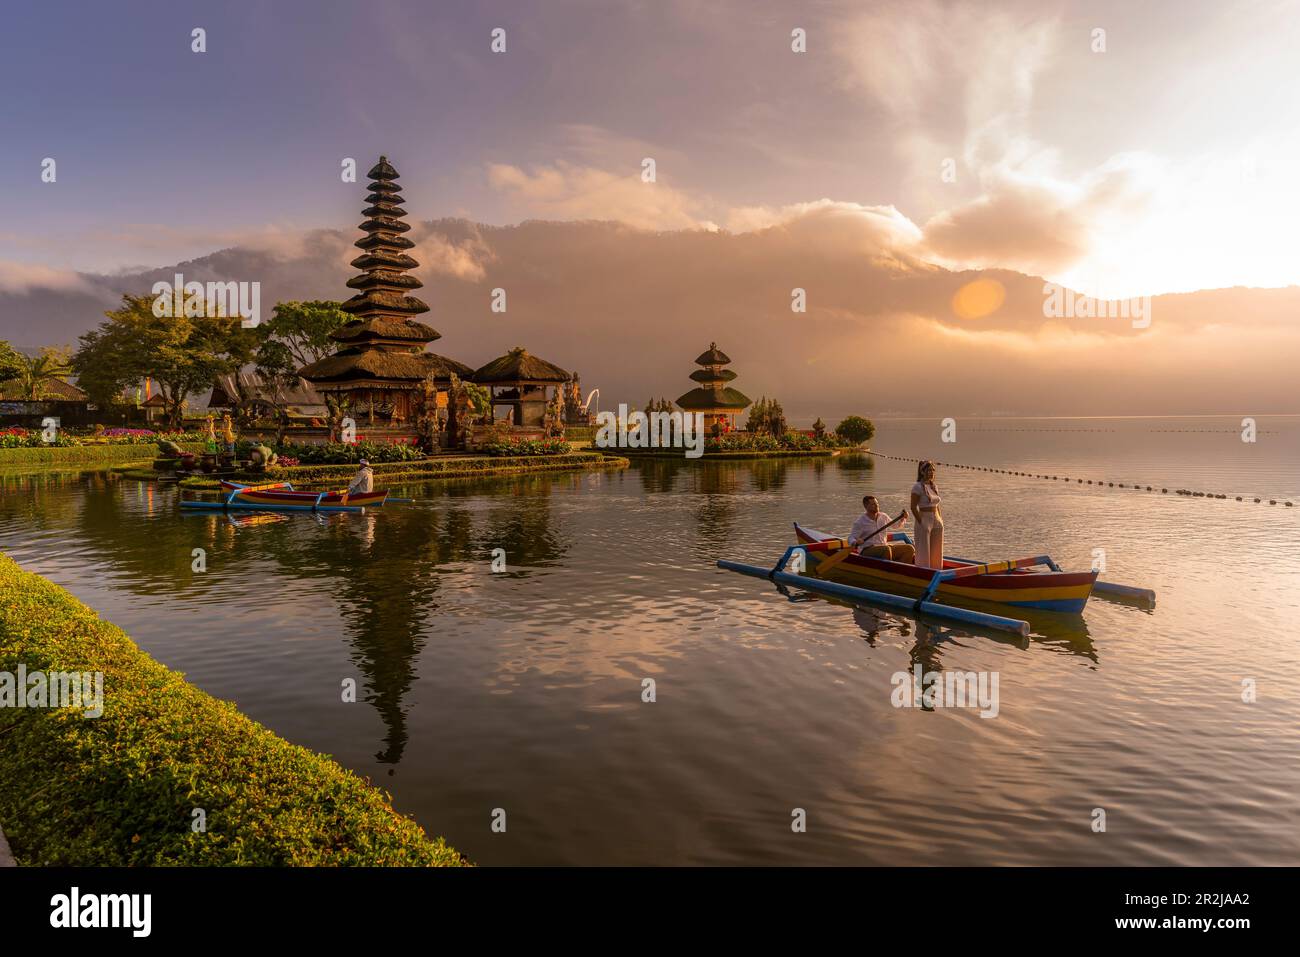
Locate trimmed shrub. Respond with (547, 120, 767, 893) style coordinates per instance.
(0, 442, 206, 467)
(277, 441, 425, 465)
(834, 415, 876, 445)
(480, 437, 569, 456)
(0, 552, 465, 866)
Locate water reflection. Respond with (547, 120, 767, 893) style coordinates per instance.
(5, 472, 570, 766)
(5, 432, 1297, 866)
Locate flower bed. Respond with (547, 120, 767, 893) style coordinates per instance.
(0, 426, 202, 449)
(480, 437, 569, 456)
(705, 432, 844, 452)
(276, 441, 425, 465)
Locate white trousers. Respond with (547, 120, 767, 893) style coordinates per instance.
(913, 512, 944, 568)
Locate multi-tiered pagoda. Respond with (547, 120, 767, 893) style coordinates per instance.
(675, 342, 751, 435)
(299, 156, 471, 429)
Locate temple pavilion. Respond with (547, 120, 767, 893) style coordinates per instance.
(472, 347, 571, 434)
(675, 342, 751, 434)
(299, 156, 471, 429)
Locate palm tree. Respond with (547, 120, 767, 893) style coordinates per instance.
(12, 348, 72, 401)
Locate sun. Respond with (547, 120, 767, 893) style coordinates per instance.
(951, 278, 1006, 319)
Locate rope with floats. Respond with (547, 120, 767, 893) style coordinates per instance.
(859, 451, 1294, 507)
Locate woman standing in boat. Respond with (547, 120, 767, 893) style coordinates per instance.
(910, 460, 944, 568)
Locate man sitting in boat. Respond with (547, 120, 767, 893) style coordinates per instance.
(347, 459, 374, 495)
(848, 495, 915, 562)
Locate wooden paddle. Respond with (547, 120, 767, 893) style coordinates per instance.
(857, 510, 907, 548)
(815, 511, 906, 577)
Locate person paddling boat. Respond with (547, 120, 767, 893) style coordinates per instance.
(347, 459, 374, 495)
(849, 495, 915, 562)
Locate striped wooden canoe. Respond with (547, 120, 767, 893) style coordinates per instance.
(218, 480, 389, 509)
(793, 523, 1097, 613)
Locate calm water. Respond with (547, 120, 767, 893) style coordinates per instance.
(1, 415, 1297, 865)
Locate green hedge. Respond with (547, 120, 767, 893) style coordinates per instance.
(0, 552, 465, 866)
(263, 451, 624, 486)
(606, 448, 842, 460)
(0, 442, 206, 468)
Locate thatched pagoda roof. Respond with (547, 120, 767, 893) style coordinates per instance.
(346, 270, 422, 290)
(473, 348, 571, 384)
(367, 157, 399, 180)
(675, 386, 752, 411)
(208, 373, 323, 410)
(340, 292, 431, 317)
(299, 348, 471, 386)
(355, 232, 415, 251)
(695, 342, 731, 365)
(330, 318, 440, 343)
(350, 251, 419, 272)
(359, 217, 411, 234)
(360, 205, 409, 222)
(0, 378, 87, 402)
(690, 367, 737, 383)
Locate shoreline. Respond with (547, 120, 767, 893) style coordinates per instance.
(601, 448, 850, 461)
(0, 448, 630, 483)
(0, 552, 466, 867)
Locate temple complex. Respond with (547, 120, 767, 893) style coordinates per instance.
(473, 348, 572, 436)
(675, 342, 751, 435)
(298, 157, 471, 433)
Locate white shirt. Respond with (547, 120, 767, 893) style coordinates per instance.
(348, 468, 374, 494)
(850, 510, 895, 547)
(911, 481, 941, 510)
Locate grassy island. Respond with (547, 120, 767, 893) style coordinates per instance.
(0, 552, 465, 866)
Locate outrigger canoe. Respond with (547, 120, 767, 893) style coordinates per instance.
(218, 480, 389, 508)
(717, 523, 1154, 637)
(793, 523, 1096, 613)
(179, 480, 389, 513)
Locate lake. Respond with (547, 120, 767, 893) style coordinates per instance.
(2, 415, 1297, 865)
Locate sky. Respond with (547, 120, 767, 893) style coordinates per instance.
(3, 0, 1298, 295)
(1, 0, 1298, 417)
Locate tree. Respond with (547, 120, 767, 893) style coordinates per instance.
(8, 347, 72, 400)
(253, 300, 350, 382)
(0, 340, 24, 381)
(72, 293, 257, 430)
(835, 415, 875, 446)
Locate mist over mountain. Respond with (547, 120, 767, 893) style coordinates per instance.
(2, 215, 1296, 420)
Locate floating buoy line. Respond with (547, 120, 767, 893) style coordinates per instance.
(861, 451, 1294, 507)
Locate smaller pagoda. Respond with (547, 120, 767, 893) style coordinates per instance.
(675, 342, 751, 435)
(472, 347, 571, 434)
(299, 156, 471, 432)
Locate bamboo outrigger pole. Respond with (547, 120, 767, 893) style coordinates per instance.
(717, 544, 1033, 637)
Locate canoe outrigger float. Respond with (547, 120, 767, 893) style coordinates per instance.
(179, 480, 389, 514)
(717, 522, 1155, 637)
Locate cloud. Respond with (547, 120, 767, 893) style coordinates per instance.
(408, 223, 496, 282)
(487, 161, 714, 231)
(834, 1, 1165, 283)
(726, 199, 923, 250)
(0, 262, 96, 295)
